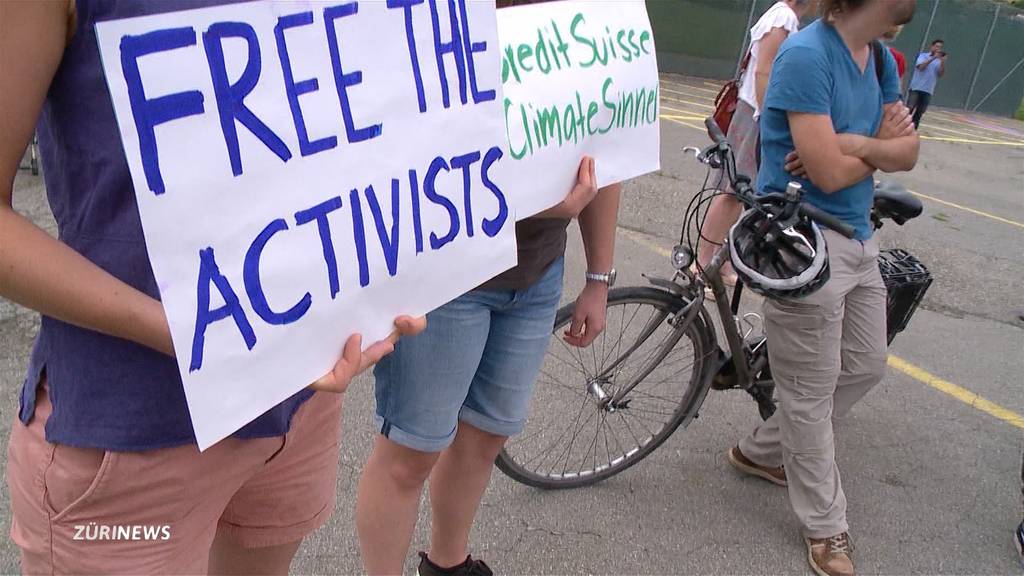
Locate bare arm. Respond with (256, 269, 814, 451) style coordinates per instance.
(578, 183, 620, 277)
(852, 101, 920, 172)
(840, 133, 919, 173)
(0, 2, 176, 355)
(915, 55, 936, 71)
(788, 113, 875, 194)
(753, 28, 788, 111)
(937, 55, 946, 77)
(786, 102, 919, 180)
(563, 182, 620, 348)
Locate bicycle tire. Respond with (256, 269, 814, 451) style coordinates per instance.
(495, 286, 715, 490)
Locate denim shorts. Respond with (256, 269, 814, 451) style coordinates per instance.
(373, 257, 564, 453)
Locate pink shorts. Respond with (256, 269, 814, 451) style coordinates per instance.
(7, 382, 343, 574)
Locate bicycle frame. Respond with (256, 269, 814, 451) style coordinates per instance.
(699, 243, 755, 389)
(599, 239, 753, 408)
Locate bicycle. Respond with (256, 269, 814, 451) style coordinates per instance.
(496, 117, 933, 489)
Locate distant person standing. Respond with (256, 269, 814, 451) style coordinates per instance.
(907, 39, 947, 128)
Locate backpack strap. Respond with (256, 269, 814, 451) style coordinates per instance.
(871, 40, 885, 84)
(736, 50, 753, 80)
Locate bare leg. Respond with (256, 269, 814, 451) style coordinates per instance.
(357, 436, 440, 576)
(427, 423, 507, 568)
(696, 193, 743, 281)
(208, 534, 301, 576)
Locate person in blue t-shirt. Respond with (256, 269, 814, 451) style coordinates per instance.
(725, 1, 919, 575)
(907, 39, 947, 128)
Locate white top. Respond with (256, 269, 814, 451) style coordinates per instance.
(738, 1, 800, 118)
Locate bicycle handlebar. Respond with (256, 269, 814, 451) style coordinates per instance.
(705, 117, 727, 146)
(701, 116, 856, 240)
(799, 203, 856, 239)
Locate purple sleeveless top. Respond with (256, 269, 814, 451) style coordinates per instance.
(21, 0, 312, 451)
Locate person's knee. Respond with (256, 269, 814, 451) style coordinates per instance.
(450, 423, 507, 466)
(369, 440, 440, 492)
(864, 348, 888, 386)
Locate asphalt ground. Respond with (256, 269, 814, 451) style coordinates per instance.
(1, 74, 1022, 574)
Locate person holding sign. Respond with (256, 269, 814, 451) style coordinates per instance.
(357, 155, 619, 576)
(0, 2, 423, 574)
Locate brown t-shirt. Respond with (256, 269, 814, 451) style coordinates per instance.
(478, 217, 570, 290)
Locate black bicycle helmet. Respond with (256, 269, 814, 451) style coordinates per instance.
(728, 207, 830, 299)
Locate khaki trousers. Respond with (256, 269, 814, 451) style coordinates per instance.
(740, 229, 888, 538)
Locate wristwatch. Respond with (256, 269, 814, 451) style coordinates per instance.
(585, 268, 617, 286)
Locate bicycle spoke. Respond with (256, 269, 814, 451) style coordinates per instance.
(558, 405, 600, 476)
(502, 293, 709, 486)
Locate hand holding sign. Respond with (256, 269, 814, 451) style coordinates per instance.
(535, 156, 598, 219)
(309, 315, 426, 394)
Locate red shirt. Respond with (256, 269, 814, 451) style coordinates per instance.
(889, 46, 907, 79)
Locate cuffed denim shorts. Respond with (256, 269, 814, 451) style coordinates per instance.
(373, 258, 564, 453)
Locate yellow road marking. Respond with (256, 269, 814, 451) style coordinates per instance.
(926, 110, 995, 132)
(926, 109, 1023, 135)
(660, 103, 705, 115)
(661, 113, 705, 121)
(919, 123, 1005, 143)
(887, 356, 1024, 429)
(659, 113, 706, 132)
(660, 85, 717, 104)
(617, 228, 1024, 430)
(659, 91, 715, 110)
(618, 227, 673, 258)
(660, 78, 721, 96)
(907, 188, 1024, 229)
(920, 135, 1024, 147)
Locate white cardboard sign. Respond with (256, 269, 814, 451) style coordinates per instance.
(496, 0, 660, 218)
(95, 0, 516, 450)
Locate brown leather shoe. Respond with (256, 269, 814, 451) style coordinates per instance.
(805, 533, 855, 576)
(727, 446, 787, 486)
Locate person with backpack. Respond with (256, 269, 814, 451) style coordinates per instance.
(697, 0, 818, 287)
(0, 2, 422, 573)
(724, 0, 919, 574)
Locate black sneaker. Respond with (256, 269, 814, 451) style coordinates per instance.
(1015, 520, 1024, 569)
(417, 552, 493, 576)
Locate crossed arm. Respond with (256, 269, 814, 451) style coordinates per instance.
(785, 102, 920, 193)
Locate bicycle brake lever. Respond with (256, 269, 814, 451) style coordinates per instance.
(781, 225, 816, 259)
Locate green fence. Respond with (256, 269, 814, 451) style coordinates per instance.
(648, 0, 1024, 118)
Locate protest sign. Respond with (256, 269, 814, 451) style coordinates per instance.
(95, 0, 516, 450)
(497, 0, 660, 218)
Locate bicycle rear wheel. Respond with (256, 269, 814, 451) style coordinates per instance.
(496, 287, 715, 489)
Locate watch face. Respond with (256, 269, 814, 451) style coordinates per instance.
(609, 268, 617, 286)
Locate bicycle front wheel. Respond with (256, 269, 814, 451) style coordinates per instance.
(496, 287, 714, 489)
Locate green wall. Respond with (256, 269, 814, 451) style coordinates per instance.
(647, 0, 1024, 117)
